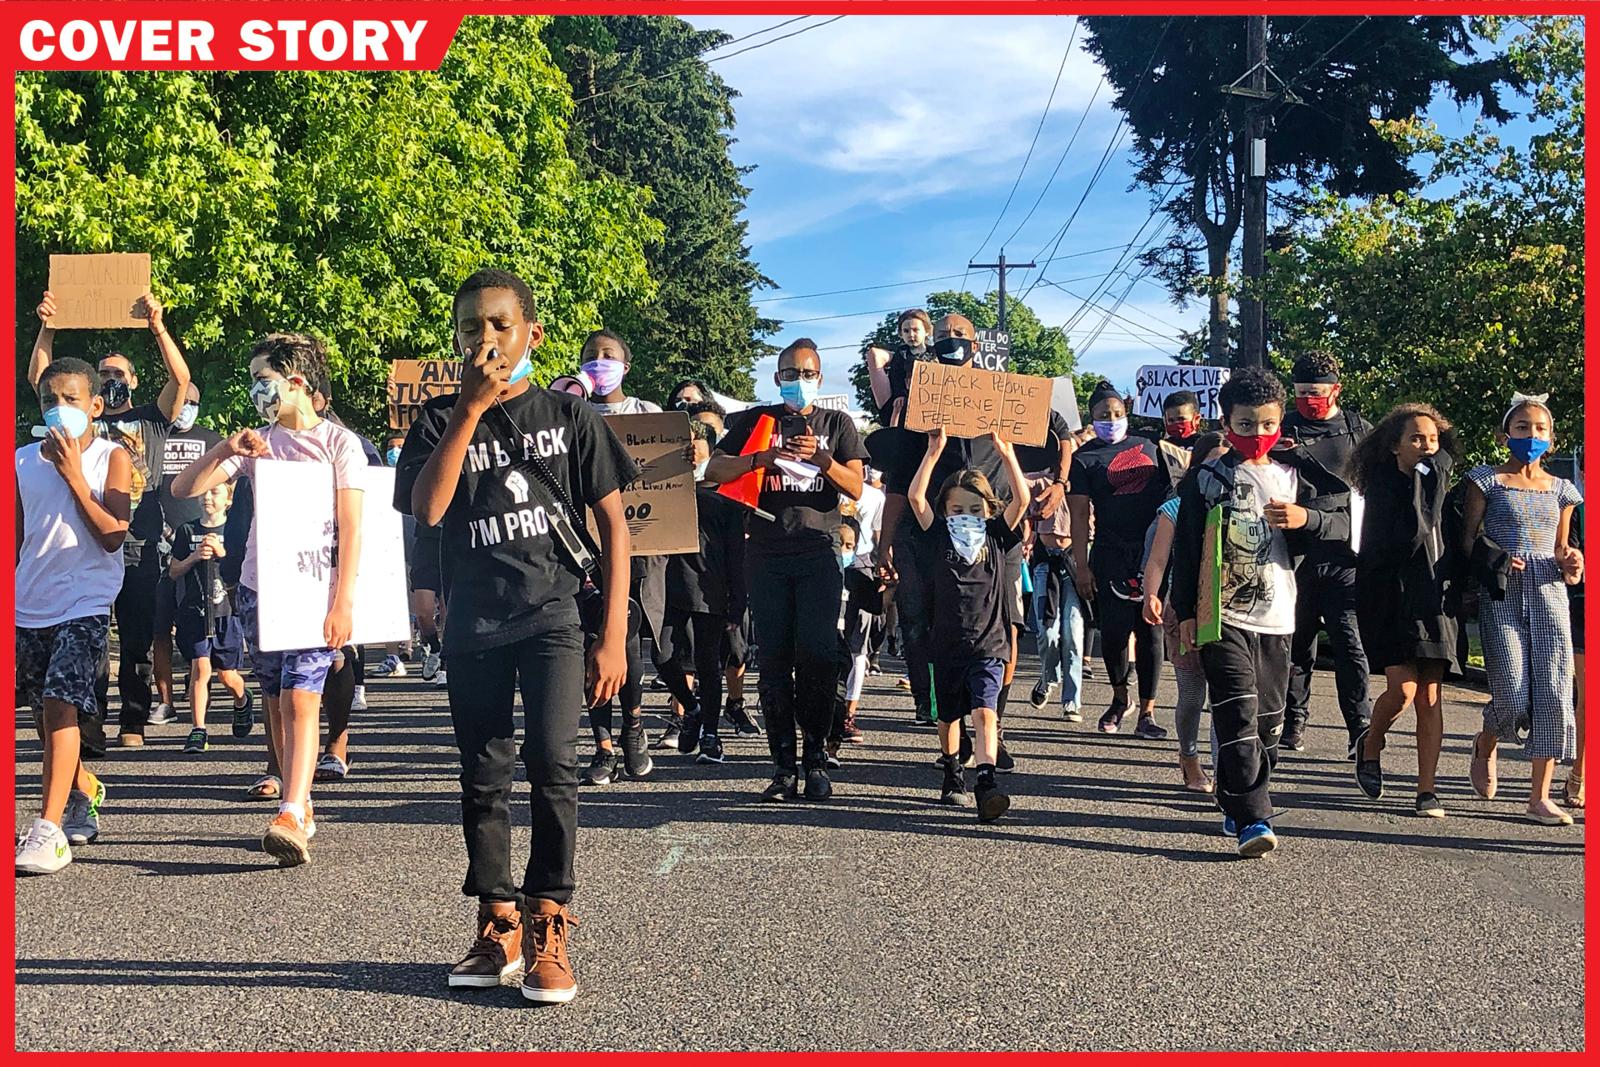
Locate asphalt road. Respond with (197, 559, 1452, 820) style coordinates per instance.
(14, 647, 1585, 1051)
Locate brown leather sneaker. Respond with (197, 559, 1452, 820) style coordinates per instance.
(521, 898, 580, 1004)
(261, 811, 310, 868)
(449, 902, 524, 988)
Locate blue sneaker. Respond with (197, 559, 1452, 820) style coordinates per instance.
(1221, 814, 1237, 838)
(1237, 820, 1278, 858)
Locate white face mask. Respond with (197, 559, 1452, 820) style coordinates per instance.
(945, 513, 987, 565)
(174, 402, 199, 432)
(249, 379, 282, 422)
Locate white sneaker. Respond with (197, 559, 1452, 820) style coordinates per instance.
(435, 669, 448, 688)
(421, 650, 441, 682)
(351, 685, 368, 711)
(148, 703, 179, 725)
(62, 781, 105, 845)
(16, 818, 71, 875)
(372, 655, 407, 678)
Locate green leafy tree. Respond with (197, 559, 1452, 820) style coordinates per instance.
(15, 16, 660, 439)
(1080, 16, 1521, 365)
(543, 15, 778, 403)
(848, 290, 1079, 413)
(1266, 17, 1582, 462)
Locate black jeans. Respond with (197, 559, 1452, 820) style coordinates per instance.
(657, 608, 727, 733)
(94, 548, 161, 737)
(1202, 624, 1290, 825)
(892, 524, 936, 715)
(447, 627, 585, 905)
(747, 547, 846, 772)
(1285, 561, 1371, 743)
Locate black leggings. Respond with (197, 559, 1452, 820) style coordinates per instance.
(656, 608, 726, 733)
(586, 599, 643, 743)
(1097, 592, 1161, 702)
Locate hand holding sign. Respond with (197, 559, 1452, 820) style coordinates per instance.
(47, 253, 152, 329)
(905, 362, 1052, 445)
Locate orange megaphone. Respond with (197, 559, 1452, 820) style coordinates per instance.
(718, 413, 776, 520)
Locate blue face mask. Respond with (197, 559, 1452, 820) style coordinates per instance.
(838, 549, 855, 571)
(44, 404, 91, 440)
(1507, 436, 1551, 464)
(945, 513, 988, 564)
(386, 446, 402, 466)
(507, 345, 534, 385)
(779, 377, 819, 410)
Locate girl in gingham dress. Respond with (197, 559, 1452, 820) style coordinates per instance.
(1459, 394, 1585, 826)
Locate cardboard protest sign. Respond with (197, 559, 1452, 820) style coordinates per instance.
(252, 461, 411, 652)
(972, 328, 1011, 373)
(1195, 502, 1224, 648)
(597, 412, 698, 556)
(904, 362, 1052, 446)
(388, 359, 462, 429)
(1135, 364, 1231, 420)
(47, 253, 151, 329)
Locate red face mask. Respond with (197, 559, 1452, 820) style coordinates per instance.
(1227, 429, 1281, 460)
(1165, 418, 1199, 440)
(1295, 395, 1335, 421)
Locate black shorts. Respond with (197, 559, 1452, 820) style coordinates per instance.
(153, 575, 178, 634)
(410, 535, 443, 593)
(175, 611, 246, 672)
(724, 612, 751, 668)
(932, 656, 1005, 722)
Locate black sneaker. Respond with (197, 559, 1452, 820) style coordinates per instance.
(652, 718, 682, 751)
(696, 733, 725, 764)
(996, 742, 1015, 773)
(677, 709, 702, 755)
(183, 728, 208, 754)
(914, 703, 937, 726)
(804, 767, 833, 802)
(581, 748, 617, 786)
(1133, 715, 1168, 741)
(1099, 702, 1128, 734)
(1347, 728, 1368, 761)
(823, 742, 841, 769)
(230, 689, 256, 738)
(1281, 728, 1307, 752)
(620, 722, 654, 779)
(958, 730, 974, 769)
(1353, 729, 1383, 798)
(761, 773, 798, 802)
(940, 760, 971, 806)
(1029, 683, 1054, 708)
(724, 699, 762, 736)
(975, 772, 1011, 823)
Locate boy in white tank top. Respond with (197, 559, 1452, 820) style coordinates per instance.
(15, 358, 132, 875)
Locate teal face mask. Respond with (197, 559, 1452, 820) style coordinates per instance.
(779, 377, 818, 410)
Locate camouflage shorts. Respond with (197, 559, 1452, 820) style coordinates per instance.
(16, 615, 110, 717)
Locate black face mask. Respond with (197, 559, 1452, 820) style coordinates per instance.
(100, 378, 131, 410)
(934, 336, 972, 365)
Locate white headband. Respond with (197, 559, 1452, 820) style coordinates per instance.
(1503, 391, 1551, 431)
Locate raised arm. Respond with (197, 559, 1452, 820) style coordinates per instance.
(45, 432, 131, 553)
(907, 428, 947, 531)
(27, 290, 56, 390)
(866, 346, 894, 409)
(994, 432, 1030, 530)
(139, 293, 192, 424)
(174, 428, 264, 499)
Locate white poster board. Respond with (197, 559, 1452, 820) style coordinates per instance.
(1051, 376, 1083, 432)
(1135, 364, 1231, 419)
(253, 460, 410, 652)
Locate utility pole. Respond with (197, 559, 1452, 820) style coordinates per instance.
(1239, 14, 1268, 369)
(967, 249, 1036, 330)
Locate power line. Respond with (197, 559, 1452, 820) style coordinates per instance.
(999, 75, 1104, 252)
(574, 16, 846, 103)
(962, 17, 1081, 290)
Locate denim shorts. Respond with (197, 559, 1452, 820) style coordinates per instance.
(933, 656, 1006, 722)
(236, 585, 337, 698)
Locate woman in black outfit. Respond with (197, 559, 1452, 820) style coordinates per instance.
(1349, 403, 1459, 818)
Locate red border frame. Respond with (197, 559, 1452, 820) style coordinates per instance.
(1, 1, 1590, 1056)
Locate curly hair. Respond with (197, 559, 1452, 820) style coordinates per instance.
(1291, 350, 1341, 384)
(934, 467, 1002, 517)
(1346, 402, 1456, 492)
(1218, 367, 1286, 419)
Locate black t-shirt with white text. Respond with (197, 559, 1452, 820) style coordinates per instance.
(159, 423, 222, 532)
(928, 516, 1022, 661)
(171, 517, 232, 620)
(716, 404, 868, 557)
(394, 389, 636, 657)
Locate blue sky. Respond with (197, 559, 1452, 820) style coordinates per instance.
(683, 14, 1544, 405)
